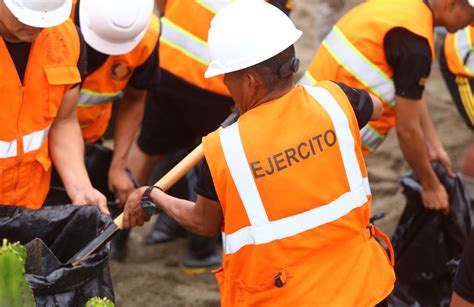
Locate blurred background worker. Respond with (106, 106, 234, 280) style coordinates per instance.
(122, 1, 394, 305)
(440, 24, 474, 207)
(0, 0, 108, 213)
(301, 0, 474, 214)
(127, 0, 292, 268)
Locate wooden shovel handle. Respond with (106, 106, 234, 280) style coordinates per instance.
(114, 144, 204, 229)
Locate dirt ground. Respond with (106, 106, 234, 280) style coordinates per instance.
(110, 1, 473, 306)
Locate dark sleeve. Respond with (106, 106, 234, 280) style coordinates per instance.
(268, 0, 292, 15)
(194, 159, 219, 202)
(384, 27, 432, 100)
(453, 229, 474, 303)
(332, 82, 374, 129)
(76, 25, 88, 81)
(127, 41, 160, 90)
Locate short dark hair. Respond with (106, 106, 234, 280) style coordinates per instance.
(245, 45, 296, 90)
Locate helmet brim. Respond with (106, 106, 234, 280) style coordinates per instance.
(79, 7, 148, 56)
(4, 0, 73, 28)
(204, 29, 303, 79)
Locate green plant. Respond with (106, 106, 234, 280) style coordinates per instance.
(86, 297, 115, 307)
(0, 239, 35, 307)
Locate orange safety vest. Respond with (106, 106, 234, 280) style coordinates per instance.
(203, 82, 395, 306)
(0, 20, 81, 209)
(302, 0, 435, 155)
(160, 0, 230, 96)
(445, 26, 474, 78)
(77, 15, 160, 143)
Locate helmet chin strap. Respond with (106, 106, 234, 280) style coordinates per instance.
(278, 56, 300, 78)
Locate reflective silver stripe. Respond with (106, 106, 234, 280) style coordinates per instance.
(323, 26, 395, 107)
(0, 139, 17, 159)
(221, 86, 370, 254)
(455, 28, 474, 75)
(220, 124, 270, 227)
(23, 126, 50, 154)
(196, 0, 233, 13)
(298, 71, 317, 86)
(161, 17, 210, 65)
(79, 91, 122, 106)
(360, 124, 385, 152)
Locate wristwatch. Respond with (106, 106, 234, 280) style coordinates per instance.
(140, 186, 162, 215)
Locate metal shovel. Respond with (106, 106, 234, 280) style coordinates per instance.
(67, 109, 239, 267)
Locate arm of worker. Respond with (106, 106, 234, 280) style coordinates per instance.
(384, 28, 449, 212)
(108, 87, 147, 206)
(49, 86, 109, 215)
(333, 82, 383, 126)
(122, 188, 223, 236)
(419, 94, 455, 176)
(109, 41, 160, 207)
(396, 96, 449, 213)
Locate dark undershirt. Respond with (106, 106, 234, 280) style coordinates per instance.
(383, 28, 432, 100)
(5, 25, 88, 85)
(85, 43, 160, 90)
(195, 83, 374, 201)
(382, 0, 433, 100)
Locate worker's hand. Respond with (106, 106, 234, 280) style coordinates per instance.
(422, 183, 449, 215)
(108, 166, 135, 209)
(122, 187, 152, 229)
(71, 187, 110, 215)
(427, 145, 456, 178)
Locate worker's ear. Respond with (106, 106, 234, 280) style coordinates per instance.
(245, 70, 264, 90)
(447, 0, 457, 11)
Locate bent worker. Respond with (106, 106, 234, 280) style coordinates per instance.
(69, 0, 160, 260)
(129, 0, 292, 268)
(73, 0, 160, 206)
(0, 0, 108, 213)
(440, 25, 474, 207)
(123, 1, 395, 305)
(301, 0, 474, 213)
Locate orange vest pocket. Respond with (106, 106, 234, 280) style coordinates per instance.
(44, 65, 81, 118)
(234, 267, 293, 306)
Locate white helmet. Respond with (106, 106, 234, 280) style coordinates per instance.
(4, 0, 72, 28)
(79, 0, 154, 56)
(205, 0, 302, 78)
(470, 0, 474, 7)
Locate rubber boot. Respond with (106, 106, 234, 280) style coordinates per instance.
(182, 233, 221, 274)
(145, 158, 190, 245)
(145, 213, 187, 245)
(110, 229, 130, 261)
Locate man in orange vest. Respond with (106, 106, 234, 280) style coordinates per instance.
(440, 25, 474, 208)
(65, 0, 160, 261)
(301, 0, 474, 214)
(128, 0, 292, 267)
(73, 0, 160, 206)
(0, 0, 109, 214)
(122, 1, 395, 305)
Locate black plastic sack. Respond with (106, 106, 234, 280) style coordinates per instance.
(0, 204, 114, 306)
(388, 162, 472, 307)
